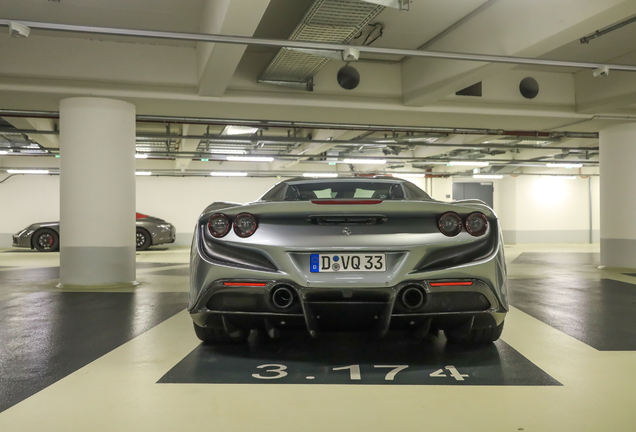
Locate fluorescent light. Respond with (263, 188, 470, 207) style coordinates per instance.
(303, 173, 338, 178)
(546, 163, 583, 168)
(7, 169, 50, 174)
(221, 125, 259, 136)
(473, 174, 503, 179)
(208, 149, 247, 155)
(393, 173, 425, 178)
(226, 156, 274, 162)
(0, 151, 8, 155)
(448, 161, 489, 167)
(135, 154, 148, 159)
(136, 171, 152, 176)
(210, 172, 248, 177)
(341, 159, 386, 165)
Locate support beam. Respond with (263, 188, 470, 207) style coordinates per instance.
(575, 52, 636, 113)
(196, 0, 271, 97)
(401, 0, 636, 106)
(2, 117, 58, 148)
(174, 124, 208, 170)
(270, 129, 349, 170)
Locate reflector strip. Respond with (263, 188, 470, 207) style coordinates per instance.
(429, 281, 474, 287)
(311, 200, 383, 205)
(223, 282, 267, 287)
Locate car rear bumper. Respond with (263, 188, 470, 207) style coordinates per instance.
(190, 278, 506, 337)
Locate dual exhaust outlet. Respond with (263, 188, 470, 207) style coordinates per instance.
(271, 285, 296, 309)
(270, 284, 425, 310)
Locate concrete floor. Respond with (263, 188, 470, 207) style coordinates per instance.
(1, 244, 636, 431)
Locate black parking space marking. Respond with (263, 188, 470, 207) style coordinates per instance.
(0, 291, 187, 413)
(0, 263, 181, 284)
(159, 331, 559, 386)
(512, 252, 600, 266)
(509, 278, 636, 351)
(0, 267, 60, 283)
(145, 267, 190, 276)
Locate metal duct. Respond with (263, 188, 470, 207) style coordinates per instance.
(258, 0, 384, 87)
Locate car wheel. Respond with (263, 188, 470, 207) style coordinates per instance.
(193, 322, 248, 344)
(33, 228, 59, 252)
(136, 228, 151, 251)
(445, 320, 504, 344)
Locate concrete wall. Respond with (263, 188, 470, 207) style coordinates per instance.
(0, 174, 280, 248)
(0, 172, 600, 248)
(455, 175, 600, 244)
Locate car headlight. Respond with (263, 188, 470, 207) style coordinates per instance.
(156, 224, 172, 230)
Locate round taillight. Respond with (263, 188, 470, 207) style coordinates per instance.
(233, 213, 258, 238)
(438, 212, 462, 237)
(465, 212, 488, 236)
(208, 213, 230, 238)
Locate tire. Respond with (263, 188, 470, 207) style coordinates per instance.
(193, 322, 247, 344)
(32, 228, 59, 252)
(136, 228, 151, 251)
(445, 320, 504, 344)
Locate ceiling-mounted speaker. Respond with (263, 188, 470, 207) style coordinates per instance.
(337, 65, 360, 90)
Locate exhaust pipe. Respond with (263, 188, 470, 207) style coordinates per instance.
(271, 285, 295, 309)
(401, 285, 425, 309)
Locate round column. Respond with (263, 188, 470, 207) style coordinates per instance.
(59, 98, 136, 286)
(599, 122, 636, 269)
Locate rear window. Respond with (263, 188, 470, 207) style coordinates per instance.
(260, 179, 432, 202)
(286, 181, 405, 201)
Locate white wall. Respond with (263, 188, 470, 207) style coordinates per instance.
(0, 171, 601, 247)
(454, 175, 600, 244)
(0, 174, 280, 248)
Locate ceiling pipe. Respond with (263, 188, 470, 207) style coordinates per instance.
(2, 19, 636, 72)
(0, 110, 601, 139)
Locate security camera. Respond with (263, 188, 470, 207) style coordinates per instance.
(592, 66, 609, 78)
(9, 22, 30, 38)
(341, 48, 360, 62)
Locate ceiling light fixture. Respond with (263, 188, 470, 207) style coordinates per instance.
(303, 173, 338, 178)
(221, 125, 259, 136)
(546, 163, 583, 168)
(473, 174, 503, 179)
(210, 172, 248, 177)
(135, 154, 148, 159)
(448, 161, 489, 167)
(0, 151, 8, 155)
(341, 158, 386, 165)
(135, 171, 152, 176)
(226, 156, 274, 162)
(7, 169, 50, 174)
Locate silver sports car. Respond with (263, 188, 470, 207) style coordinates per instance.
(12, 212, 176, 252)
(189, 177, 507, 344)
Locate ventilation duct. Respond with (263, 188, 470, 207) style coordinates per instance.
(257, 0, 385, 90)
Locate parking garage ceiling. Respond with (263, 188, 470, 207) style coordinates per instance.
(1, 0, 635, 178)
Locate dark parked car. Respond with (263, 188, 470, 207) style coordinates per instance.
(12, 212, 176, 252)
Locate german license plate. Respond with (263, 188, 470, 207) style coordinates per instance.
(310, 253, 386, 273)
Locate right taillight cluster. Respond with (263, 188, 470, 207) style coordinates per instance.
(207, 213, 258, 238)
(438, 212, 488, 237)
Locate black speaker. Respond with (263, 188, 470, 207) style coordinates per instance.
(337, 65, 360, 90)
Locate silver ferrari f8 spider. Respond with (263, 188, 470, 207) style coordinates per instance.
(189, 176, 507, 344)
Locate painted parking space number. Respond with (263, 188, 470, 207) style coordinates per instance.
(430, 365, 469, 381)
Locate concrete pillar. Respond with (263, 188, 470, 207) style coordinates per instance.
(599, 123, 636, 269)
(59, 98, 136, 286)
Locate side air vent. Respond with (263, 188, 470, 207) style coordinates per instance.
(307, 215, 388, 225)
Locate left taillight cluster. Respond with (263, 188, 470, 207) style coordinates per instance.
(438, 212, 488, 237)
(207, 213, 258, 238)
